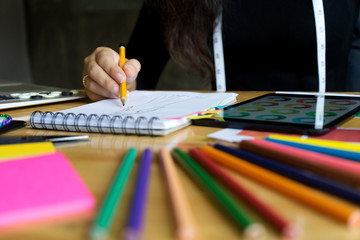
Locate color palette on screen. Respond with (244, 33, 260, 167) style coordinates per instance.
(223, 95, 360, 125)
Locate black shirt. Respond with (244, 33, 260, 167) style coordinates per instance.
(127, 1, 360, 91)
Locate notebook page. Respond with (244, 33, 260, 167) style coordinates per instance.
(58, 91, 238, 119)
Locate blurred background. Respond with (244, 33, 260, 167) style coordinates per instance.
(0, 0, 210, 90)
(1, 0, 359, 91)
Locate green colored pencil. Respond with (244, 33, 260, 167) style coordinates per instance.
(172, 148, 265, 239)
(89, 148, 137, 240)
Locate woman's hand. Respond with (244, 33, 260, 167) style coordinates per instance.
(82, 47, 141, 101)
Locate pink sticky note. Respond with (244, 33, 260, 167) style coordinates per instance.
(0, 151, 95, 229)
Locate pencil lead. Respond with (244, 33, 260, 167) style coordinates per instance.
(120, 97, 127, 106)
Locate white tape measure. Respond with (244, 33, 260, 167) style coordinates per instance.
(312, 0, 326, 129)
(213, 0, 327, 93)
(312, 0, 326, 93)
(213, 13, 226, 92)
(315, 95, 325, 129)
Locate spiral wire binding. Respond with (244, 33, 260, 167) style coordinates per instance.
(41, 111, 53, 130)
(86, 114, 99, 132)
(110, 115, 123, 134)
(63, 113, 76, 131)
(52, 112, 65, 131)
(135, 116, 147, 135)
(148, 117, 160, 136)
(122, 116, 135, 135)
(30, 110, 40, 128)
(74, 113, 87, 132)
(30, 111, 162, 135)
(98, 114, 111, 134)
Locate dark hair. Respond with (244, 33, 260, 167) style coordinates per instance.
(145, 0, 224, 78)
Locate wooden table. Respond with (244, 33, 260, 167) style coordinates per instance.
(1, 91, 360, 240)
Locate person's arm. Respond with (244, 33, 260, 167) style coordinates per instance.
(127, 3, 170, 90)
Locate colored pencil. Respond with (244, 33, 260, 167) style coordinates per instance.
(200, 145, 360, 227)
(89, 148, 137, 240)
(239, 139, 360, 185)
(214, 143, 360, 204)
(189, 148, 299, 239)
(119, 43, 127, 105)
(172, 148, 265, 239)
(123, 148, 152, 240)
(159, 147, 197, 240)
(266, 135, 360, 162)
(269, 134, 360, 153)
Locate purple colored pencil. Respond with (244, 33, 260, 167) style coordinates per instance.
(123, 148, 152, 240)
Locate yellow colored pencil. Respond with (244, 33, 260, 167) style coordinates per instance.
(119, 44, 127, 106)
(200, 145, 360, 228)
(268, 134, 360, 153)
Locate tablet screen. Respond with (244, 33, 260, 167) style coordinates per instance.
(222, 94, 360, 128)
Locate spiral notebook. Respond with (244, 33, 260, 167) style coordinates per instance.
(30, 91, 238, 136)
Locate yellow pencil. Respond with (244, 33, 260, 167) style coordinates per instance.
(119, 44, 127, 106)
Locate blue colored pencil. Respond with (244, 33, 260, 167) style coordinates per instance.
(89, 148, 137, 240)
(214, 144, 360, 204)
(265, 138, 360, 162)
(124, 148, 152, 240)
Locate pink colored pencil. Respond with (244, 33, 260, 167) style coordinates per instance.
(240, 139, 360, 184)
(189, 148, 299, 239)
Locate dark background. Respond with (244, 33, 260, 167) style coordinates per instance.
(0, 0, 358, 91)
(0, 0, 210, 91)
(26, 0, 142, 89)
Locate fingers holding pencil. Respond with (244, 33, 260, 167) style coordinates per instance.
(119, 44, 141, 105)
(123, 59, 141, 91)
(83, 46, 141, 101)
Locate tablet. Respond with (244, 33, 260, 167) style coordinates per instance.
(193, 93, 360, 135)
(0, 79, 86, 110)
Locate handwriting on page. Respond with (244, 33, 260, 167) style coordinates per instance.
(110, 93, 196, 118)
(61, 91, 237, 119)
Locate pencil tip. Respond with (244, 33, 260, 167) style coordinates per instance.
(243, 223, 266, 240)
(282, 223, 303, 240)
(120, 97, 127, 106)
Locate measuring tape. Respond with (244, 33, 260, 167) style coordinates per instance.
(213, 0, 326, 93)
(213, 13, 226, 92)
(312, 0, 326, 129)
(213, 0, 326, 129)
(312, 0, 326, 94)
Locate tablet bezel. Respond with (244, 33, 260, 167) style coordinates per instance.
(220, 93, 360, 135)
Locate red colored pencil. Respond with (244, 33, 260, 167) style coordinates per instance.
(239, 139, 360, 185)
(189, 148, 300, 240)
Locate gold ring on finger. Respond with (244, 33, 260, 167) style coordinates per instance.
(82, 74, 89, 87)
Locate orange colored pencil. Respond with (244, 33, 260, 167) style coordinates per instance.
(159, 147, 197, 240)
(200, 145, 360, 228)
